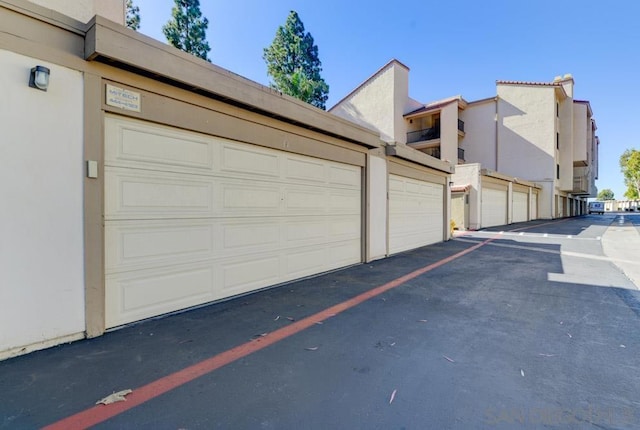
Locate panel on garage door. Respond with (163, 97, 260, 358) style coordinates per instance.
(104, 115, 362, 328)
(512, 191, 528, 223)
(481, 187, 507, 228)
(388, 174, 444, 254)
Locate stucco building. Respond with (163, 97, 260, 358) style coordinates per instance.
(461, 77, 599, 221)
(331, 60, 600, 229)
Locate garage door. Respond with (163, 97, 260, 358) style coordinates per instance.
(104, 115, 362, 328)
(531, 193, 538, 220)
(512, 191, 528, 223)
(388, 174, 444, 254)
(451, 193, 466, 231)
(481, 187, 507, 228)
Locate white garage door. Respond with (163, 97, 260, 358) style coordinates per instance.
(451, 193, 466, 231)
(512, 191, 528, 223)
(481, 187, 507, 228)
(532, 193, 538, 220)
(388, 174, 444, 254)
(104, 115, 362, 328)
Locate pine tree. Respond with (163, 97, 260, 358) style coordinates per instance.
(263, 11, 329, 109)
(125, 0, 140, 31)
(162, 0, 211, 62)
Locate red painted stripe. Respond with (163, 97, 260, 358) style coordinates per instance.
(509, 217, 571, 232)
(44, 238, 493, 430)
(452, 217, 570, 238)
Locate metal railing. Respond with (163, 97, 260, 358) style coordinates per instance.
(573, 176, 587, 192)
(458, 147, 465, 161)
(424, 147, 441, 159)
(407, 127, 440, 143)
(458, 119, 465, 133)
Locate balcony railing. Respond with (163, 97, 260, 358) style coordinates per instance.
(458, 147, 465, 162)
(573, 175, 587, 193)
(424, 146, 441, 159)
(458, 119, 465, 133)
(407, 127, 440, 144)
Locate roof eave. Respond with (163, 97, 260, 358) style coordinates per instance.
(84, 16, 381, 149)
(328, 59, 409, 112)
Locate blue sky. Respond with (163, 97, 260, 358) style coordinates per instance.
(133, 0, 639, 200)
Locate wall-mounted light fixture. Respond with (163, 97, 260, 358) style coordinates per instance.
(29, 66, 50, 91)
(449, 181, 455, 187)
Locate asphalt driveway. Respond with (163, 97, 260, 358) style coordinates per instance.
(2, 214, 639, 429)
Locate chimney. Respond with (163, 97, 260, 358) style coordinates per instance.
(560, 74, 574, 98)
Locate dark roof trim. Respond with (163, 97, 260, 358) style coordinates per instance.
(85, 16, 381, 149)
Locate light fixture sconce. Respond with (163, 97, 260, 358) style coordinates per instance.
(29, 65, 50, 91)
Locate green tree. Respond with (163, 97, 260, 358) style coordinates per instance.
(597, 189, 615, 200)
(125, 0, 140, 31)
(263, 11, 329, 109)
(162, 0, 211, 62)
(620, 149, 640, 199)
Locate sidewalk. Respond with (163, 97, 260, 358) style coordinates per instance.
(601, 213, 640, 289)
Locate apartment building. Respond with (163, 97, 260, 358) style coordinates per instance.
(331, 60, 599, 229)
(462, 76, 599, 220)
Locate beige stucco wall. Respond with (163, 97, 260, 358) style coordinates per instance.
(28, 0, 124, 24)
(496, 84, 561, 218)
(367, 154, 388, 261)
(497, 85, 556, 181)
(0, 49, 85, 357)
(572, 103, 588, 163)
(560, 77, 574, 98)
(393, 64, 412, 144)
(460, 99, 497, 170)
(558, 92, 573, 192)
(440, 102, 459, 163)
(588, 122, 598, 194)
(592, 124, 599, 178)
(331, 63, 403, 143)
(537, 181, 554, 219)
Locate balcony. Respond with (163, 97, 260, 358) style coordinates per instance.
(424, 146, 441, 159)
(458, 119, 465, 133)
(572, 175, 588, 194)
(407, 126, 440, 144)
(458, 147, 465, 162)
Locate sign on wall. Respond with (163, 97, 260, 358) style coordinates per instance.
(106, 84, 141, 112)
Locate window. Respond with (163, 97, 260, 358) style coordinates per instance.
(556, 102, 559, 117)
(557, 164, 560, 179)
(556, 132, 560, 150)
